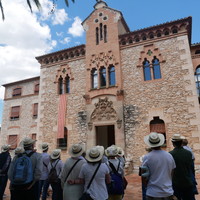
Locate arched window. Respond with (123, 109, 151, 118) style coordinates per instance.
(143, 58, 151, 81)
(109, 65, 116, 86)
(104, 25, 107, 43)
(152, 57, 161, 79)
(100, 67, 106, 87)
(91, 68, 98, 89)
(150, 117, 166, 145)
(65, 75, 70, 93)
(58, 76, 63, 94)
(195, 66, 200, 100)
(96, 27, 99, 45)
(100, 23, 103, 40)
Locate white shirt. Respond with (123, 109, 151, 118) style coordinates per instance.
(79, 162, 109, 200)
(142, 150, 176, 197)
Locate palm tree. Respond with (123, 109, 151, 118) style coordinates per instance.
(0, 0, 75, 20)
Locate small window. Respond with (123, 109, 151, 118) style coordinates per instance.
(10, 106, 20, 120)
(34, 84, 39, 94)
(58, 76, 63, 94)
(32, 133, 37, 140)
(65, 75, 70, 94)
(109, 65, 116, 86)
(104, 25, 107, 43)
(100, 23, 103, 41)
(143, 59, 152, 81)
(96, 27, 99, 45)
(91, 68, 98, 89)
(195, 50, 200, 54)
(100, 67, 106, 87)
(8, 135, 18, 150)
(33, 103, 38, 118)
(152, 57, 161, 79)
(57, 127, 68, 149)
(13, 88, 21, 97)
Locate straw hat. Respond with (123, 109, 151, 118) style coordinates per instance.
(85, 146, 104, 162)
(22, 137, 36, 148)
(14, 147, 24, 154)
(69, 144, 85, 158)
(117, 146, 124, 157)
(105, 145, 118, 157)
(171, 134, 182, 142)
(144, 132, 165, 148)
(41, 143, 49, 151)
(50, 149, 61, 160)
(1, 144, 11, 152)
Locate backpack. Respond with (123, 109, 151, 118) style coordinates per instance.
(48, 160, 60, 184)
(107, 161, 124, 195)
(11, 152, 34, 185)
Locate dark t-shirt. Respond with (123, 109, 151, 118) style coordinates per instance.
(169, 147, 193, 188)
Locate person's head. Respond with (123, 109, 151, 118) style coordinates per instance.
(117, 146, 124, 157)
(182, 138, 188, 146)
(85, 146, 104, 164)
(41, 143, 49, 152)
(171, 133, 183, 148)
(105, 145, 118, 158)
(1, 144, 11, 153)
(22, 137, 36, 150)
(14, 147, 24, 155)
(144, 132, 165, 149)
(50, 149, 61, 161)
(69, 143, 85, 158)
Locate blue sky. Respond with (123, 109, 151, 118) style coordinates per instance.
(0, 0, 200, 125)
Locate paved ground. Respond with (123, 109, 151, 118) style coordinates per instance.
(4, 173, 200, 199)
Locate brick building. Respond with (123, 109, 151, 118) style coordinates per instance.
(1, 1, 200, 170)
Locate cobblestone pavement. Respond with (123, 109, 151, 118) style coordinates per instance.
(4, 173, 200, 200)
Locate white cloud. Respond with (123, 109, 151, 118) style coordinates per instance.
(56, 32, 64, 37)
(68, 17, 84, 37)
(52, 9, 69, 25)
(59, 37, 71, 44)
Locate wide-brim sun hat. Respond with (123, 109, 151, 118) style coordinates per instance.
(69, 144, 85, 158)
(144, 132, 165, 148)
(117, 146, 124, 157)
(23, 137, 36, 148)
(85, 146, 104, 162)
(51, 149, 61, 160)
(41, 143, 49, 151)
(1, 144, 11, 152)
(14, 147, 24, 154)
(105, 145, 118, 157)
(171, 133, 183, 142)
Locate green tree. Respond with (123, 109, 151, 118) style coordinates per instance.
(0, 0, 75, 20)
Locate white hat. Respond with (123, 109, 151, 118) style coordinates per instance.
(117, 146, 124, 157)
(69, 144, 85, 158)
(14, 147, 24, 154)
(171, 134, 182, 142)
(1, 144, 11, 152)
(85, 146, 104, 162)
(41, 143, 49, 151)
(105, 145, 118, 157)
(144, 132, 165, 148)
(22, 137, 36, 148)
(50, 149, 61, 160)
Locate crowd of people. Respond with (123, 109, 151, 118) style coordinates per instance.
(0, 132, 198, 200)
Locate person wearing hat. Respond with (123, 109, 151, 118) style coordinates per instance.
(169, 134, 195, 200)
(8, 137, 43, 200)
(38, 143, 50, 200)
(142, 132, 176, 200)
(60, 143, 86, 200)
(79, 146, 111, 200)
(0, 144, 11, 200)
(48, 149, 63, 200)
(105, 145, 125, 200)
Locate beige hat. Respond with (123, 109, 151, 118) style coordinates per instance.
(41, 143, 49, 151)
(117, 146, 124, 157)
(171, 134, 182, 142)
(85, 146, 104, 162)
(105, 145, 118, 157)
(144, 132, 165, 148)
(14, 147, 24, 154)
(1, 144, 11, 152)
(69, 144, 85, 158)
(22, 137, 36, 148)
(50, 149, 61, 160)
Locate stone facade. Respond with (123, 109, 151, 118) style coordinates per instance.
(1, 1, 200, 172)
